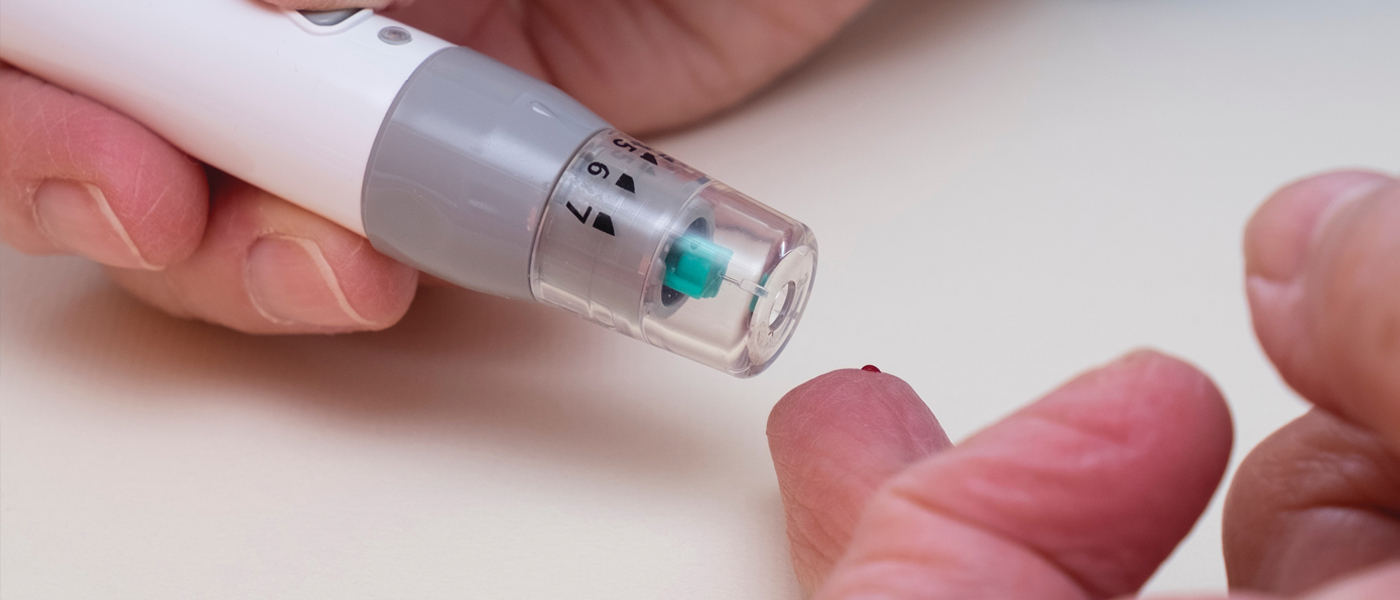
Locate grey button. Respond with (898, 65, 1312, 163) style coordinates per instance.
(378, 26, 412, 45)
(300, 9, 362, 27)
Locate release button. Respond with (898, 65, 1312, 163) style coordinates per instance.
(300, 9, 362, 27)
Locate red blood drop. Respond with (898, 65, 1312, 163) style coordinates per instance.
(861, 365, 882, 373)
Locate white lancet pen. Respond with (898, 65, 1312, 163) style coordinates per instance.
(0, 0, 818, 376)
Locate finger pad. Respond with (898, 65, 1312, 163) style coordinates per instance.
(769, 369, 953, 591)
(769, 370, 950, 467)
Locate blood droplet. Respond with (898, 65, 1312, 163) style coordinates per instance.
(861, 365, 881, 373)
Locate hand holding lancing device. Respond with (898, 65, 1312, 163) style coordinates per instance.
(0, 0, 874, 333)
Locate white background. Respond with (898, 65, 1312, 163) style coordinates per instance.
(3, 0, 1398, 597)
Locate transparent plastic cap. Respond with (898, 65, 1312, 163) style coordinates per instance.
(530, 130, 817, 377)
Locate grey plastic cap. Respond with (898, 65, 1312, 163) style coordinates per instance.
(363, 47, 608, 300)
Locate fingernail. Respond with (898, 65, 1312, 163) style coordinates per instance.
(33, 180, 159, 270)
(861, 365, 882, 373)
(245, 235, 374, 329)
(1248, 172, 1391, 284)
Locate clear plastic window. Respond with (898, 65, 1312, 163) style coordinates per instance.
(530, 130, 817, 377)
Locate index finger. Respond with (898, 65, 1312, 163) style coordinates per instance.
(795, 352, 1233, 600)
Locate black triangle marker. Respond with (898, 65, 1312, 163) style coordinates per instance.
(616, 174, 636, 194)
(641, 152, 658, 165)
(592, 212, 616, 236)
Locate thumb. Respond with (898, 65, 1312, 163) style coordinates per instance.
(1245, 170, 1400, 448)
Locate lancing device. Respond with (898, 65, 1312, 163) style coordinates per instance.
(0, 0, 818, 377)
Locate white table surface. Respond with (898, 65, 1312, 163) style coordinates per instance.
(3, 0, 1398, 597)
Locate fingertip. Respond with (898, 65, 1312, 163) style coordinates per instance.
(58, 101, 209, 269)
(769, 368, 952, 593)
(228, 186, 419, 333)
(768, 368, 949, 476)
(0, 67, 208, 269)
(244, 234, 417, 331)
(770, 368, 950, 460)
(115, 184, 417, 335)
(1034, 350, 1233, 458)
(1243, 169, 1400, 442)
(31, 180, 164, 270)
(1245, 170, 1393, 285)
(992, 349, 1234, 515)
(321, 236, 420, 329)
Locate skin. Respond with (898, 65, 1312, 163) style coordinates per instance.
(2, 2, 1397, 597)
(766, 172, 1400, 599)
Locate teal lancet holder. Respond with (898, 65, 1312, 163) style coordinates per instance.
(663, 235, 734, 299)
